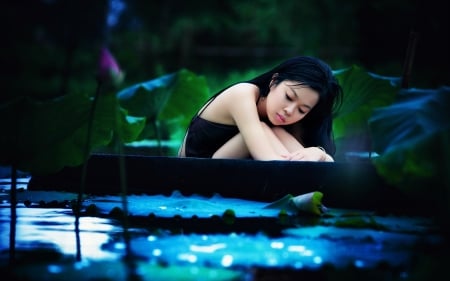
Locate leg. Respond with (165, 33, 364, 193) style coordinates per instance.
(178, 130, 188, 157)
(212, 133, 250, 159)
(178, 137, 186, 157)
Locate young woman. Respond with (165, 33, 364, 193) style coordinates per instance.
(178, 56, 343, 162)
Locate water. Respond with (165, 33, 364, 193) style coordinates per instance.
(0, 207, 121, 260)
(0, 177, 447, 280)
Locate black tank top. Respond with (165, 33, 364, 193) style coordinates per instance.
(184, 116, 239, 158)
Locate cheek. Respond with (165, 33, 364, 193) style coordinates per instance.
(290, 113, 303, 124)
(292, 110, 310, 123)
(270, 91, 285, 107)
(296, 114, 306, 122)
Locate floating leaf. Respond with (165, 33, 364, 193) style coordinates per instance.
(263, 191, 325, 216)
(291, 191, 326, 215)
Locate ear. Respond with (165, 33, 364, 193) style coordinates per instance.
(270, 73, 279, 87)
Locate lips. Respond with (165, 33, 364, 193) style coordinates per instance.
(276, 113, 286, 123)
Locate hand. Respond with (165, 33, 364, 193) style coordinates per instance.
(284, 147, 334, 162)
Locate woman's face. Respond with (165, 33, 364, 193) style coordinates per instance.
(265, 80, 319, 126)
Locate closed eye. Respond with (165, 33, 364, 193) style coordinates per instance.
(286, 93, 306, 114)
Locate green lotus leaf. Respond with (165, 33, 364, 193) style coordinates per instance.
(0, 92, 146, 175)
(369, 87, 450, 197)
(333, 65, 400, 140)
(117, 69, 210, 141)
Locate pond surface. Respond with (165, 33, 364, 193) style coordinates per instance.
(0, 177, 448, 280)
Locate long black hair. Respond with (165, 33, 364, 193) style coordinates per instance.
(247, 56, 343, 155)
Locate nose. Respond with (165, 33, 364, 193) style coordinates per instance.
(284, 103, 296, 116)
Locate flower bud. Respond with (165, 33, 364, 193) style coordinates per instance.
(97, 47, 124, 86)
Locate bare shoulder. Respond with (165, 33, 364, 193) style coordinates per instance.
(227, 82, 259, 96)
(219, 82, 259, 103)
(201, 83, 259, 124)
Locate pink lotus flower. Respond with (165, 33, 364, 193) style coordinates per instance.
(97, 47, 124, 85)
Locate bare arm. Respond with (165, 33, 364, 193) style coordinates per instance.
(201, 83, 287, 160)
(227, 85, 289, 160)
(271, 126, 334, 162)
(213, 122, 290, 159)
(287, 147, 335, 162)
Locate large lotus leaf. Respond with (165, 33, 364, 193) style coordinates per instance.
(368, 86, 450, 196)
(0, 92, 146, 175)
(117, 72, 177, 119)
(117, 69, 210, 140)
(333, 66, 400, 140)
(116, 108, 148, 143)
(159, 69, 210, 140)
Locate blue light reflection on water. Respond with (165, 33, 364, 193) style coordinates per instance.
(0, 207, 122, 261)
(102, 230, 416, 270)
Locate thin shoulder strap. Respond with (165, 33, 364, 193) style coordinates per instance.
(197, 95, 218, 117)
(195, 81, 243, 117)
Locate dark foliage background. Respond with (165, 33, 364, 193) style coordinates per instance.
(2, 0, 449, 103)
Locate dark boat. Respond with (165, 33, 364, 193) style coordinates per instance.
(28, 153, 407, 212)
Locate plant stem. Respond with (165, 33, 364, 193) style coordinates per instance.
(115, 108, 139, 280)
(401, 30, 419, 89)
(75, 79, 102, 262)
(153, 120, 163, 155)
